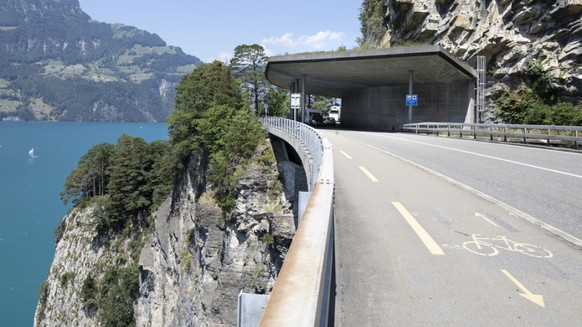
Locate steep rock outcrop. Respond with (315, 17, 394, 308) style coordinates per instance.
(137, 143, 295, 326)
(35, 141, 294, 326)
(379, 0, 582, 120)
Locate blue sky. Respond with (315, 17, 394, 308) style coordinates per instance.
(78, 0, 363, 63)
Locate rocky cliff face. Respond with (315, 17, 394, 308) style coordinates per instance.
(35, 142, 295, 326)
(378, 0, 582, 120)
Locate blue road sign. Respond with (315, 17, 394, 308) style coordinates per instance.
(406, 94, 418, 106)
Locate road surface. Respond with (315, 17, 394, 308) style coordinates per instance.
(322, 130, 582, 326)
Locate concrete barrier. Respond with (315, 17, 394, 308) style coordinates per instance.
(258, 117, 335, 326)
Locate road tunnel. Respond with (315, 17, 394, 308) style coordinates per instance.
(265, 45, 477, 131)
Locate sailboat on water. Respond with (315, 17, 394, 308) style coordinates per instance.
(29, 148, 36, 159)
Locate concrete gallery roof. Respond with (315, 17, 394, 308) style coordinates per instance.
(265, 45, 477, 98)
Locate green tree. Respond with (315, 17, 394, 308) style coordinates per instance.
(495, 83, 537, 124)
(147, 140, 180, 207)
(230, 44, 268, 114)
(524, 101, 551, 125)
(204, 105, 265, 211)
(310, 95, 335, 114)
(547, 102, 582, 126)
(61, 143, 114, 206)
(526, 61, 563, 105)
(168, 61, 243, 146)
(98, 264, 140, 327)
(106, 135, 152, 228)
(167, 56, 266, 212)
(263, 85, 290, 118)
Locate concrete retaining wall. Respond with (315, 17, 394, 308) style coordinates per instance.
(342, 80, 475, 131)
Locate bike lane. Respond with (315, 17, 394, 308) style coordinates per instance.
(327, 130, 582, 327)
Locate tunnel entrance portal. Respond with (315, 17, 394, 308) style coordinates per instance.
(265, 45, 477, 131)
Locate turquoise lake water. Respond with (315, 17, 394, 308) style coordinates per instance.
(0, 122, 168, 326)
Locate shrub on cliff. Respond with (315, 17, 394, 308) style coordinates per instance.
(495, 60, 581, 125)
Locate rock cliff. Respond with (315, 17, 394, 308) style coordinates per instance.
(377, 0, 582, 120)
(34, 141, 295, 326)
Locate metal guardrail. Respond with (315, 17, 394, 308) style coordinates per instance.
(259, 117, 335, 326)
(403, 122, 582, 149)
(261, 117, 324, 190)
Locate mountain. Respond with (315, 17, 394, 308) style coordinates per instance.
(0, 0, 203, 122)
(361, 0, 582, 122)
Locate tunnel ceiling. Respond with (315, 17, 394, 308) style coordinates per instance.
(265, 45, 477, 98)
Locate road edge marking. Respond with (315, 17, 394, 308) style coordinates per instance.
(378, 135, 582, 180)
(362, 142, 582, 249)
(392, 202, 445, 256)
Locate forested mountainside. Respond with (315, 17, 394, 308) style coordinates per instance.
(0, 0, 202, 122)
(359, 0, 582, 123)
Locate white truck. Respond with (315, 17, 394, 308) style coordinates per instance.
(328, 106, 341, 125)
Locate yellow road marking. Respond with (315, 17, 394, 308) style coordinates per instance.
(339, 150, 352, 159)
(392, 202, 445, 256)
(475, 213, 499, 227)
(359, 166, 378, 182)
(501, 269, 545, 308)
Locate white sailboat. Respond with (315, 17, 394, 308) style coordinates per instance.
(29, 148, 35, 159)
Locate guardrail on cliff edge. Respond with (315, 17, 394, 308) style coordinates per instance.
(259, 116, 335, 326)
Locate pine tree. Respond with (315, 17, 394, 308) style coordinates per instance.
(230, 44, 268, 114)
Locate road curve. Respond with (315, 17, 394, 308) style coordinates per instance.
(321, 130, 582, 327)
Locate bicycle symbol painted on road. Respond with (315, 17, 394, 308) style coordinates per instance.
(462, 234, 553, 258)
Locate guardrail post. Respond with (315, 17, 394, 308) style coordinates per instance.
(524, 127, 528, 144)
(489, 126, 493, 141)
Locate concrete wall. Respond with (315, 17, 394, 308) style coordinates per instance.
(341, 80, 475, 131)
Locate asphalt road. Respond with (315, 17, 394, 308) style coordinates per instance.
(321, 130, 582, 326)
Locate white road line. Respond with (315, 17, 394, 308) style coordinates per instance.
(379, 136, 582, 179)
(339, 150, 352, 159)
(359, 166, 379, 182)
(362, 142, 582, 248)
(392, 202, 445, 256)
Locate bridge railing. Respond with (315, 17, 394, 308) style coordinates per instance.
(403, 122, 582, 149)
(259, 116, 335, 327)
